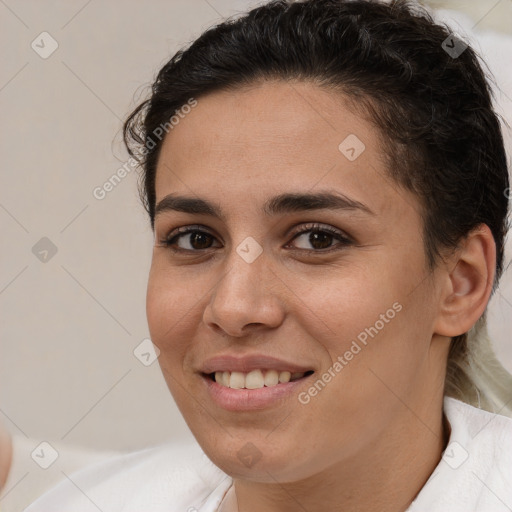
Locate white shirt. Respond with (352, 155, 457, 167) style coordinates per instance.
(24, 397, 512, 512)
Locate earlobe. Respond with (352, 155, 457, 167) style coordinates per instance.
(433, 224, 496, 338)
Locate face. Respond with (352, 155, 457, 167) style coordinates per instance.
(147, 80, 448, 483)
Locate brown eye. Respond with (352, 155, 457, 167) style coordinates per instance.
(287, 223, 352, 252)
(161, 226, 219, 252)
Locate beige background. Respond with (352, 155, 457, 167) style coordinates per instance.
(1, 0, 511, 510)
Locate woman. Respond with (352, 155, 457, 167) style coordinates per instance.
(25, 0, 512, 510)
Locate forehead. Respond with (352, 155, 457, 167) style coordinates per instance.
(154, 80, 415, 220)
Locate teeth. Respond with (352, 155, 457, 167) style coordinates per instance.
(279, 371, 291, 383)
(245, 369, 264, 389)
(229, 371, 245, 389)
(213, 369, 307, 389)
(264, 370, 279, 387)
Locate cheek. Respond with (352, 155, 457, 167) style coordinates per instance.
(314, 276, 435, 414)
(296, 255, 433, 392)
(146, 263, 197, 359)
(287, 263, 402, 352)
(146, 269, 201, 410)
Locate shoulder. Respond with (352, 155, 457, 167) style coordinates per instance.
(409, 397, 512, 512)
(23, 441, 231, 512)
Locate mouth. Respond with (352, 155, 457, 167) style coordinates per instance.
(199, 354, 316, 410)
(203, 369, 315, 390)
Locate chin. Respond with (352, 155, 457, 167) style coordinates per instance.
(190, 432, 318, 483)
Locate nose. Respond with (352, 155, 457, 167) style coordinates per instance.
(202, 246, 285, 338)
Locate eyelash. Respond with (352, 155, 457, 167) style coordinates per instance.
(158, 223, 353, 254)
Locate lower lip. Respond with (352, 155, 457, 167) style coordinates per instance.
(201, 374, 314, 411)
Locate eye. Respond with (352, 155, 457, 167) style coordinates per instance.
(159, 225, 219, 252)
(286, 222, 352, 252)
(158, 222, 352, 254)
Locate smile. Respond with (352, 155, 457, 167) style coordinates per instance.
(210, 369, 315, 389)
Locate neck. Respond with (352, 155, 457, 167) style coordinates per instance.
(222, 396, 449, 512)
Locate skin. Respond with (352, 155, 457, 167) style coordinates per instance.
(0, 421, 12, 493)
(146, 80, 496, 512)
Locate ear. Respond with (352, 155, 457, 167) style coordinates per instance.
(433, 224, 496, 337)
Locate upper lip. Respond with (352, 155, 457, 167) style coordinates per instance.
(200, 354, 315, 374)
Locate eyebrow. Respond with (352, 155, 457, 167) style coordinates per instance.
(154, 191, 375, 221)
